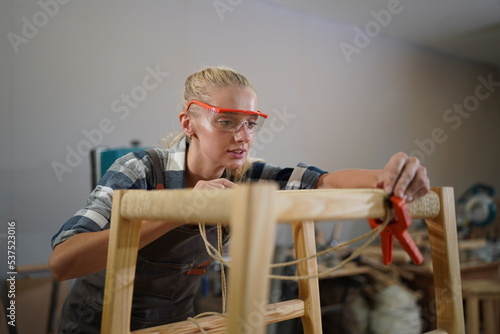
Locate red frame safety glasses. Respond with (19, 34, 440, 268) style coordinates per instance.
(185, 100, 268, 133)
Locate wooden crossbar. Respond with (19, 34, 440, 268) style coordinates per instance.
(132, 299, 305, 334)
(101, 185, 464, 334)
(119, 188, 440, 222)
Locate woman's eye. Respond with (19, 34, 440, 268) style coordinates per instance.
(247, 122, 257, 129)
(218, 119, 234, 126)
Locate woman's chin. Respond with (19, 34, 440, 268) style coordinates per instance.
(226, 160, 245, 171)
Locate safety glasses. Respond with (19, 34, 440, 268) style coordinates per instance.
(185, 100, 268, 133)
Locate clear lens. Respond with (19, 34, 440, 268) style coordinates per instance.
(207, 111, 265, 133)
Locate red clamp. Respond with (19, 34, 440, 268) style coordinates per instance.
(369, 196, 424, 266)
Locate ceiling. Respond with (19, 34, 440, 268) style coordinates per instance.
(263, 0, 500, 71)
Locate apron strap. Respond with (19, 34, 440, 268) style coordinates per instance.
(146, 149, 165, 190)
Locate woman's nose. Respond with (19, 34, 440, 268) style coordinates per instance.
(234, 123, 252, 142)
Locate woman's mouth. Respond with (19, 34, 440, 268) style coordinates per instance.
(227, 149, 246, 159)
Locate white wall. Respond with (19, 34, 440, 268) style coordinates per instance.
(0, 0, 15, 277)
(1, 0, 499, 268)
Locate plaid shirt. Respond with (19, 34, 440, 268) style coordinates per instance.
(51, 136, 327, 248)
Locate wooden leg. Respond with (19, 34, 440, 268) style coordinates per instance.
(496, 299, 500, 334)
(102, 190, 141, 334)
(425, 187, 465, 333)
(226, 183, 278, 334)
(484, 298, 496, 334)
(465, 295, 479, 334)
(293, 220, 322, 334)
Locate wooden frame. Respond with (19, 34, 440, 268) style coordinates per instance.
(101, 184, 465, 333)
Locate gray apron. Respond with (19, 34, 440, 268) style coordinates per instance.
(57, 225, 221, 333)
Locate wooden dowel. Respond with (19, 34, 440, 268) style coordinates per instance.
(119, 188, 440, 223)
(102, 190, 142, 334)
(120, 188, 234, 223)
(425, 187, 465, 334)
(226, 183, 278, 334)
(276, 189, 439, 221)
(293, 221, 322, 333)
(132, 299, 305, 334)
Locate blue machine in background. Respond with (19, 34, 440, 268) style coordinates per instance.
(90, 140, 148, 189)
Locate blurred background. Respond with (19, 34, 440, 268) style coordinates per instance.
(1, 0, 499, 333)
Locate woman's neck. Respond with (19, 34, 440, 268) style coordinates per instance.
(185, 144, 225, 188)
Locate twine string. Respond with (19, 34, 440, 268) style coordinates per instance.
(189, 199, 394, 331)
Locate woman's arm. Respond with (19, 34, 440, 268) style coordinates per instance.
(316, 152, 430, 201)
(316, 169, 380, 189)
(49, 178, 239, 282)
(49, 220, 184, 281)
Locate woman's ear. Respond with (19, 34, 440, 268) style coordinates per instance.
(179, 112, 194, 137)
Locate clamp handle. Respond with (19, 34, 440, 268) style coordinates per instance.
(369, 196, 424, 266)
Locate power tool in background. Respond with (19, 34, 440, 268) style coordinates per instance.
(456, 183, 497, 237)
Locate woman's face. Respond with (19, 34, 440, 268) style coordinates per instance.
(187, 84, 259, 172)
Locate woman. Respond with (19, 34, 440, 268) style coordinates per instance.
(49, 66, 429, 333)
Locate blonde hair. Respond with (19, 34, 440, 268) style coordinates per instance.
(166, 66, 257, 182)
(182, 66, 254, 108)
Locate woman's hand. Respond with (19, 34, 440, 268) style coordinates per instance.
(376, 152, 430, 202)
(193, 178, 237, 190)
